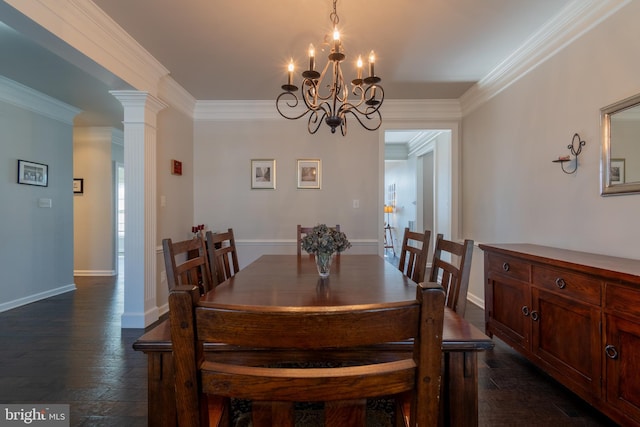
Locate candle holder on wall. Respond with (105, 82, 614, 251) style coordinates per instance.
(553, 133, 585, 174)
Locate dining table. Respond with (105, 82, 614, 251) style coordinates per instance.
(134, 254, 493, 427)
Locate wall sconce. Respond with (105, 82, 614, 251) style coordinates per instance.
(553, 133, 585, 174)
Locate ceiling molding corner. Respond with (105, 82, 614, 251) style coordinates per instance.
(460, 0, 631, 116)
(159, 76, 196, 118)
(4, 0, 170, 95)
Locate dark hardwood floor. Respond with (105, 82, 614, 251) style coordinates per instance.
(0, 255, 618, 426)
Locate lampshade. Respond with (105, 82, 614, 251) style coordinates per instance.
(384, 205, 393, 214)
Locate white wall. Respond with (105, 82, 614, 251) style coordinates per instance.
(194, 118, 380, 268)
(0, 78, 76, 311)
(385, 158, 417, 249)
(461, 1, 640, 306)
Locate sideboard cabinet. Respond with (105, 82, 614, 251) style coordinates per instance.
(480, 244, 640, 426)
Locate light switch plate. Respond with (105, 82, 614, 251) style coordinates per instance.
(38, 198, 52, 208)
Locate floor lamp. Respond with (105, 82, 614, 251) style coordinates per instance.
(384, 205, 395, 255)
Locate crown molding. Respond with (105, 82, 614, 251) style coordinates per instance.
(384, 100, 462, 121)
(73, 126, 124, 145)
(158, 76, 196, 119)
(194, 99, 461, 122)
(460, 0, 631, 116)
(0, 75, 79, 124)
(3, 0, 169, 95)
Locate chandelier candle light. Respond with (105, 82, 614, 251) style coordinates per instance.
(276, 0, 384, 136)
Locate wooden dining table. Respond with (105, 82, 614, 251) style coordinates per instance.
(134, 254, 493, 427)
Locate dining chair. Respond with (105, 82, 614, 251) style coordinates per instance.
(205, 229, 240, 286)
(296, 224, 340, 256)
(169, 281, 446, 427)
(162, 236, 214, 295)
(428, 233, 474, 316)
(398, 228, 431, 284)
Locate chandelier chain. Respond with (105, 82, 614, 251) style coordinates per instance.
(330, 0, 339, 27)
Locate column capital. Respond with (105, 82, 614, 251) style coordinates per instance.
(110, 90, 168, 125)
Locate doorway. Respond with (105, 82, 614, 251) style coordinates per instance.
(382, 128, 454, 262)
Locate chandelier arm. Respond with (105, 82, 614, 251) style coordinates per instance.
(340, 104, 383, 132)
(346, 85, 384, 114)
(276, 91, 313, 121)
(308, 106, 329, 134)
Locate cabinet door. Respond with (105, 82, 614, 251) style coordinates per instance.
(486, 272, 530, 353)
(531, 288, 601, 398)
(605, 314, 640, 423)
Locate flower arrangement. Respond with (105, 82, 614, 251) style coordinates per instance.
(191, 224, 206, 238)
(301, 224, 352, 255)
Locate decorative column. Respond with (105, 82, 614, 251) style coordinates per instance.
(110, 90, 167, 328)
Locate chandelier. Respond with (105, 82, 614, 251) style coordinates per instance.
(276, 0, 384, 136)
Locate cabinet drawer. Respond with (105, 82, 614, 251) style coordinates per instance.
(487, 253, 530, 282)
(532, 266, 601, 306)
(605, 283, 640, 319)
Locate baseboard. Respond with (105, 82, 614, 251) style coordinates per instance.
(466, 292, 485, 310)
(0, 284, 76, 313)
(74, 269, 117, 277)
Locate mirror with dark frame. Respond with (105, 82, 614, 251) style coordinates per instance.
(601, 93, 640, 196)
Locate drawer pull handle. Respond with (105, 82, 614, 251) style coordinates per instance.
(521, 306, 529, 316)
(555, 278, 566, 289)
(502, 262, 510, 272)
(531, 311, 539, 321)
(605, 345, 618, 360)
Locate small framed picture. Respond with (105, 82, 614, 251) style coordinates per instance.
(297, 159, 321, 189)
(17, 160, 48, 187)
(251, 159, 276, 189)
(610, 159, 625, 184)
(171, 159, 183, 176)
(73, 178, 84, 194)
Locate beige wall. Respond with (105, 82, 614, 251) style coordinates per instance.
(461, 1, 640, 304)
(156, 104, 195, 312)
(193, 119, 380, 267)
(73, 127, 116, 275)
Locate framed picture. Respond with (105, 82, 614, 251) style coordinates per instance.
(17, 160, 48, 187)
(251, 159, 276, 189)
(73, 178, 84, 194)
(297, 159, 321, 189)
(610, 159, 625, 184)
(171, 159, 183, 176)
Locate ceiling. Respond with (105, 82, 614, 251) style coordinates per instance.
(0, 0, 573, 131)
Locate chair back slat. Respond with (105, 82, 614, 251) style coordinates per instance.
(195, 305, 420, 349)
(398, 228, 431, 283)
(205, 229, 240, 286)
(162, 237, 213, 295)
(429, 234, 474, 315)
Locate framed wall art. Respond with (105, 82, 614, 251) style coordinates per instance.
(171, 159, 183, 176)
(610, 159, 625, 184)
(297, 159, 321, 189)
(73, 178, 84, 194)
(251, 159, 276, 189)
(17, 160, 48, 187)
